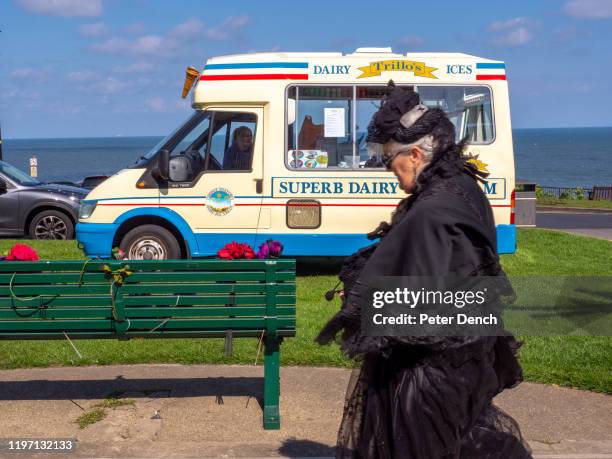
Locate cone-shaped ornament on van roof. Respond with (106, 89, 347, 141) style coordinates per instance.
(181, 66, 200, 99)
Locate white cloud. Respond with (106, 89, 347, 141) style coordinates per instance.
(488, 17, 535, 47)
(79, 22, 109, 37)
(9, 67, 50, 82)
(10, 67, 35, 78)
(16, 0, 103, 17)
(112, 61, 156, 74)
(563, 0, 612, 18)
(67, 70, 99, 82)
(145, 96, 167, 112)
(124, 22, 146, 35)
(489, 17, 529, 32)
(92, 77, 129, 94)
(0, 88, 40, 100)
(494, 27, 533, 46)
(206, 15, 250, 40)
(171, 18, 204, 39)
(91, 17, 223, 59)
(92, 35, 178, 57)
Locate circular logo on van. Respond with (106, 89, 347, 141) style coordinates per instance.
(206, 188, 234, 216)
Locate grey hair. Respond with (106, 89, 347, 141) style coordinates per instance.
(398, 103, 436, 163)
(403, 134, 436, 162)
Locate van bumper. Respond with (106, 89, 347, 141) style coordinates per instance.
(76, 222, 118, 258)
(496, 224, 516, 254)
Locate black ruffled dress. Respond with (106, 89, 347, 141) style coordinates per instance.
(317, 157, 533, 458)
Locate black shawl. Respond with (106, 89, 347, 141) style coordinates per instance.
(317, 156, 532, 459)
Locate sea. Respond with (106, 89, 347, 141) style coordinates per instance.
(2, 127, 611, 188)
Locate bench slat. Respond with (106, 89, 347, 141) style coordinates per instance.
(0, 306, 296, 320)
(0, 285, 114, 296)
(0, 259, 296, 272)
(0, 282, 294, 296)
(0, 317, 296, 332)
(124, 294, 296, 307)
(0, 329, 296, 340)
(0, 296, 112, 307)
(0, 271, 296, 284)
(123, 283, 295, 295)
(0, 294, 296, 308)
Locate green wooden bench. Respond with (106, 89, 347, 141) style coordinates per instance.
(0, 259, 296, 429)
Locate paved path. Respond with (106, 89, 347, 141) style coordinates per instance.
(537, 211, 612, 241)
(0, 364, 610, 458)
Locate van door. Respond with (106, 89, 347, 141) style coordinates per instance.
(160, 107, 264, 247)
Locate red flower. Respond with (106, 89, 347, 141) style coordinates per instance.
(6, 244, 39, 261)
(217, 241, 255, 259)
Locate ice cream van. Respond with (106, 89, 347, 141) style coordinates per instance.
(76, 47, 516, 260)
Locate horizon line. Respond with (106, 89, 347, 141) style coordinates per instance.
(3, 125, 612, 141)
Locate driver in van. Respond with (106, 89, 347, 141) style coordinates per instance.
(223, 126, 253, 170)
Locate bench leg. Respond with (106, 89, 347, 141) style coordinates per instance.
(263, 335, 280, 429)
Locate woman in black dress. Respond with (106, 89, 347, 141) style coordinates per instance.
(317, 82, 532, 459)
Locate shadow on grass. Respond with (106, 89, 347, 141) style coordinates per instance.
(296, 257, 344, 276)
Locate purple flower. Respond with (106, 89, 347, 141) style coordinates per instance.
(256, 239, 283, 259)
(268, 240, 283, 258)
(256, 243, 270, 259)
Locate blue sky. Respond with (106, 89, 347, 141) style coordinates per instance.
(1, 0, 611, 138)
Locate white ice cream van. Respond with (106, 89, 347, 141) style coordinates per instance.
(76, 47, 516, 260)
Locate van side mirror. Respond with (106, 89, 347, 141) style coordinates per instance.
(155, 149, 170, 181)
(0, 179, 7, 195)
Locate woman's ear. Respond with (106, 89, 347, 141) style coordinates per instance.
(411, 146, 425, 162)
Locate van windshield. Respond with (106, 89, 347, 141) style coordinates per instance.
(131, 110, 210, 167)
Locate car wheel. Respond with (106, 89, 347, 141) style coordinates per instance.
(120, 225, 181, 260)
(29, 210, 75, 240)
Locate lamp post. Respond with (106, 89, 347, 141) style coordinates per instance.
(0, 122, 3, 161)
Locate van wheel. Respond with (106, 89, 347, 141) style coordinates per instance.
(120, 225, 181, 260)
(29, 210, 74, 240)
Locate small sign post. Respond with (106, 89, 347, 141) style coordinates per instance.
(29, 156, 38, 178)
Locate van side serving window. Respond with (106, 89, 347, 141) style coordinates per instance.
(287, 86, 354, 170)
(286, 85, 494, 171)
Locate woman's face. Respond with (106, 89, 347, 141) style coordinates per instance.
(237, 129, 253, 151)
(384, 140, 427, 193)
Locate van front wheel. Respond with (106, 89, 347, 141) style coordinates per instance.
(120, 225, 181, 260)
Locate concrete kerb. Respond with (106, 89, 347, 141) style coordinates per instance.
(537, 205, 612, 214)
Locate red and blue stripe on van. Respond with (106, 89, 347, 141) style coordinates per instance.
(200, 62, 309, 81)
(475, 62, 506, 81)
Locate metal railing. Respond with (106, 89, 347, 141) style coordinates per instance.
(536, 186, 593, 200)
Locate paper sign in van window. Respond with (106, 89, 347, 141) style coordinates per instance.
(324, 108, 345, 137)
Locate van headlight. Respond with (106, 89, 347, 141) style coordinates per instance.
(79, 201, 97, 219)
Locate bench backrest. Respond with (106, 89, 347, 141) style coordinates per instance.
(0, 259, 296, 340)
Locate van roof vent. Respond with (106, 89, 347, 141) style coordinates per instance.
(353, 47, 394, 53)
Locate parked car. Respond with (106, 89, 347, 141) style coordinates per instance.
(0, 161, 88, 239)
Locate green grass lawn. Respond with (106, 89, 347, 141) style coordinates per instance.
(0, 230, 610, 393)
(537, 198, 612, 209)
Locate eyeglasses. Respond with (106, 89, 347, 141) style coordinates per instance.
(382, 149, 411, 170)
